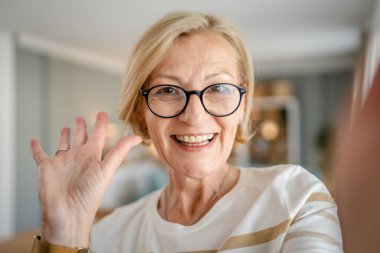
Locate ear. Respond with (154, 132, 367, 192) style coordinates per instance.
(238, 93, 246, 124)
(135, 98, 150, 139)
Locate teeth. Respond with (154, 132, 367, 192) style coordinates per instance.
(175, 134, 214, 143)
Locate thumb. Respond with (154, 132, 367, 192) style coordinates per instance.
(101, 135, 142, 179)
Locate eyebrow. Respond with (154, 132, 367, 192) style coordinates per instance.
(205, 71, 235, 81)
(152, 74, 183, 84)
(152, 71, 235, 84)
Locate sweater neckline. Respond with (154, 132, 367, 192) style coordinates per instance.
(149, 167, 246, 232)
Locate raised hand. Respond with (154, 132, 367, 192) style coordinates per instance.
(30, 112, 142, 248)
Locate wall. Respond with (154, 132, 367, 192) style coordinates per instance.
(15, 48, 123, 232)
(0, 32, 15, 238)
(363, 0, 380, 99)
(15, 49, 47, 232)
(290, 71, 351, 168)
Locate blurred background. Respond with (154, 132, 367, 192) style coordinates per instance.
(0, 0, 379, 249)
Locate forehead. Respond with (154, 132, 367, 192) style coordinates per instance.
(151, 32, 238, 83)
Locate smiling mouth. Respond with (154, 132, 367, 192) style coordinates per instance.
(171, 133, 216, 147)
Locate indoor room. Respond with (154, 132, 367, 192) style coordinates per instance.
(0, 0, 379, 252)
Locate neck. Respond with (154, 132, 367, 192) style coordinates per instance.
(159, 164, 239, 225)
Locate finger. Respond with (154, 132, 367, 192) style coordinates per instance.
(88, 112, 108, 149)
(73, 117, 88, 147)
(101, 135, 142, 180)
(56, 127, 71, 156)
(30, 139, 49, 166)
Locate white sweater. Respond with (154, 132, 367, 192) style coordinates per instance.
(91, 165, 343, 252)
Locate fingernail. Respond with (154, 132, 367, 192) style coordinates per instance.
(133, 136, 142, 145)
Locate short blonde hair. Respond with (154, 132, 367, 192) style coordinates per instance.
(118, 11, 254, 145)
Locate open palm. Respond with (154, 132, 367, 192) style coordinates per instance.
(30, 112, 141, 247)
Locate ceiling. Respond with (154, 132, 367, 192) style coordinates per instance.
(0, 0, 376, 75)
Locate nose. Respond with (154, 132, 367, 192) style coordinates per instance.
(178, 94, 209, 125)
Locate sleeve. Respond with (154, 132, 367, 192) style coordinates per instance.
(281, 166, 344, 253)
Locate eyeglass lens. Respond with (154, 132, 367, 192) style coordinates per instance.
(146, 84, 241, 117)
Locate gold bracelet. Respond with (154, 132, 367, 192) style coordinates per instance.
(31, 235, 89, 253)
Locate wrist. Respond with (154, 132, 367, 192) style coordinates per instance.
(32, 235, 89, 253)
(41, 218, 92, 248)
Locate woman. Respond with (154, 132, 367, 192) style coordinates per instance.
(31, 11, 343, 252)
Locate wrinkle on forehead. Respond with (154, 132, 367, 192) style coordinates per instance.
(151, 33, 238, 86)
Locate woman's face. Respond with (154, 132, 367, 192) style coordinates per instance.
(144, 32, 244, 179)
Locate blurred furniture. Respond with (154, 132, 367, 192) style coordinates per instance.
(0, 229, 39, 253)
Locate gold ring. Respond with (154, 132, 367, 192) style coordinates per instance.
(55, 148, 69, 156)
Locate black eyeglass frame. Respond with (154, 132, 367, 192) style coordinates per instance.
(140, 83, 246, 118)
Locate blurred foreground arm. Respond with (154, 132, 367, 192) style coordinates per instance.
(334, 67, 380, 253)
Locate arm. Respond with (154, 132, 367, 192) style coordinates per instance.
(333, 67, 380, 253)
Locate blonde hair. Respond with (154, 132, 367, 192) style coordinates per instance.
(118, 11, 254, 145)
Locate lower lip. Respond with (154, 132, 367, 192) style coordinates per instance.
(171, 135, 217, 152)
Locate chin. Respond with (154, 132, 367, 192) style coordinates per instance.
(171, 159, 226, 179)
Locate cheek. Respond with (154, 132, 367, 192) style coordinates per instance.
(144, 104, 157, 131)
(144, 108, 158, 139)
(145, 113, 171, 150)
(218, 115, 240, 143)
(238, 101, 245, 123)
(146, 115, 162, 139)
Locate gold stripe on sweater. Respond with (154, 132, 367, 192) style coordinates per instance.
(284, 231, 341, 246)
(181, 219, 292, 252)
(306, 193, 335, 204)
(317, 210, 340, 225)
(220, 219, 292, 250)
(292, 208, 340, 226)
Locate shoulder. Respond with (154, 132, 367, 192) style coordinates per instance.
(241, 164, 323, 187)
(240, 164, 299, 178)
(240, 165, 333, 215)
(281, 165, 334, 216)
(239, 164, 312, 190)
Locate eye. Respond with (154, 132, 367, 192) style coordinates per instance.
(155, 86, 180, 95)
(208, 84, 230, 94)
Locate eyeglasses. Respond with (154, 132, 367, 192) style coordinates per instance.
(140, 83, 246, 118)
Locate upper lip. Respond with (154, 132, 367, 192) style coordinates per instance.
(171, 133, 217, 136)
